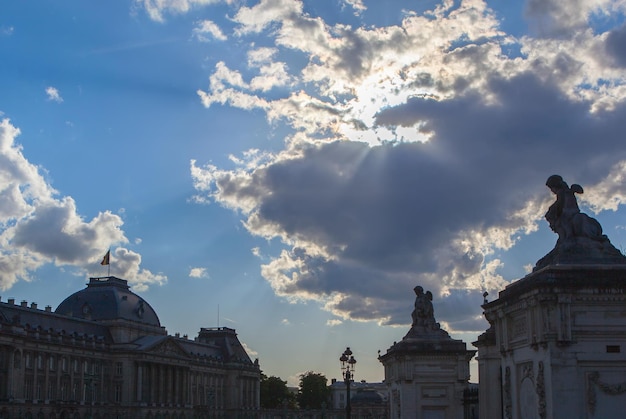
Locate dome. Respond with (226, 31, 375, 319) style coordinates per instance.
(351, 388, 385, 406)
(55, 276, 161, 327)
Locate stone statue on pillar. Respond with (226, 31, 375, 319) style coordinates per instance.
(534, 175, 626, 270)
(404, 286, 450, 340)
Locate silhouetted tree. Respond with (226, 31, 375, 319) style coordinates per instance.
(297, 371, 330, 409)
(260, 373, 296, 409)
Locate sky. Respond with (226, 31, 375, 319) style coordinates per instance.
(2, 0, 626, 386)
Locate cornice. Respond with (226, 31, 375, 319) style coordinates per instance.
(483, 265, 626, 309)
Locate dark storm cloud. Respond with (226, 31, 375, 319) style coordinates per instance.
(331, 27, 375, 78)
(261, 140, 478, 273)
(11, 201, 92, 263)
(524, 0, 589, 37)
(231, 71, 626, 326)
(376, 72, 626, 186)
(262, 73, 623, 274)
(10, 198, 122, 265)
(605, 23, 626, 68)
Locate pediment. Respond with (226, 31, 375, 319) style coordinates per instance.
(146, 338, 189, 358)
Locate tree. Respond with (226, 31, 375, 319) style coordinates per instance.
(260, 373, 296, 409)
(297, 371, 330, 409)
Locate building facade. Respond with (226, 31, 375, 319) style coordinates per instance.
(0, 276, 260, 418)
(475, 175, 626, 419)
(475, 265, 626, 419)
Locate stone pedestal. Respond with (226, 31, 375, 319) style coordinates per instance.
(380, 325, 475, 418)
(477, 265, 626, 419)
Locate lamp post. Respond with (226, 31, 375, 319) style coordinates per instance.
(340, 347, 356, 419)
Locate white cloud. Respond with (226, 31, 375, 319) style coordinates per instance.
(193, 19, 227, 41)
(241, 342, 258, 358)
(0, 120, 55, 220)
(0, 119, 166, 291)
(197, 62, 275, 110)
(233, 0, 302, 36)
(250, 62, 293, 92)
(45, 86, 63, 103)
(198, 0, 519, 143)
(134, 0, 228, 22)
(189, 267, 209, 278)
(247, 47, 278, 66)
(579, 161, 626, 213)
(342, 0, 366, 15)
(104, 247, 167, 292)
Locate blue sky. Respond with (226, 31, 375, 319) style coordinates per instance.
(2, 0, 626, 386)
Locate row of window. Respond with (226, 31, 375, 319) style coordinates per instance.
(22, 377, 122, 403)
(12, 351, 123, 376)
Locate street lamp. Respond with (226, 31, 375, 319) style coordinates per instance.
(340, 347, 356, 419)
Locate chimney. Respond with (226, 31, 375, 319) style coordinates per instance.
(45, 306, 52, 312)
(8, 298, 14, 305)
(21, 300, 27, 307)
(30, 302, 37, 309)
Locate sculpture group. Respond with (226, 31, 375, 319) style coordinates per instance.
(411, 286, 435, 329)
(402, 285, 451, 340)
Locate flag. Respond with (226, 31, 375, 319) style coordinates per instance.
(100, 250, 110, 266)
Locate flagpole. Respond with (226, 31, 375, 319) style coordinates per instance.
(100, 249, 111, 277)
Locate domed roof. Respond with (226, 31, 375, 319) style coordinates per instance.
(55, 276, 161, 327)
(351, 388, 385, 406)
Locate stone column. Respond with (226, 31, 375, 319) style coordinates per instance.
(136, 362, 143, 402)
(6, 347, 15, 400)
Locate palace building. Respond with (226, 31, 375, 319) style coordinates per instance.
(0, 276, 260, 418)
